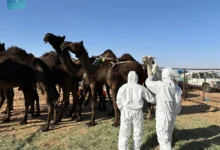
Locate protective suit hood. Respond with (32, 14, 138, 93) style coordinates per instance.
(162, 68, 175, 81)
(128, 71, 138, 83)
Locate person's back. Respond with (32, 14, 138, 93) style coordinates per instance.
(145, 68, 182, 150)
(117, 71, 155, 150)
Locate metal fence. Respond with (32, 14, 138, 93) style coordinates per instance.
(171, 68, 220, 104)
(11, 68, 220, 106)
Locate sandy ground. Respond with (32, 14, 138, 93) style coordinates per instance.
(0, 88, 219, 149)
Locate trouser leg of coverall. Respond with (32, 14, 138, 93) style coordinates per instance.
(118, 110, 131, 150)
(156, 113, 175, 150)
(132, 110, 143, 150)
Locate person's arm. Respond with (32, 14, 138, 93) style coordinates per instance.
(145, 76, 163, 95)
(175, 88, 182, 116)
(142, 87, 156, 104)
(116, 86, 124, 111)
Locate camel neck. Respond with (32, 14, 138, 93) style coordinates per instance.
(78, 50, 96, 76)
(63, 50, 83, 77)
(147, 65, 153, 77)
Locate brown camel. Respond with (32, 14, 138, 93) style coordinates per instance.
(60, 41, 145, 127)
(44, 33, 85, 122)
(0, 46, 59, 132)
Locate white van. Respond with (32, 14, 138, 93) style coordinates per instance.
(183, 72, 220, 92)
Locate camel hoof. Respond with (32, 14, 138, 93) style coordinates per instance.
(108, 112, 114, 116)
(146, 115, 152, 120)
(50, 124, 55, 130)
(1, 117, 10, 123)
(19, 121, 28, 125)
(35, 113, 40, 117)
(112, 122, 120, 127)
(1, 110, 7, 114)
(102, 107, 107, 112)
(86, 121, 96, 127)
(41, 125, 49, 132)
(83, 101, 89, 106)
(53, 120, 58, 125)
(71, 115, 76, 121)
(67, 113, 72, 118)
(76, 116, 82, 122)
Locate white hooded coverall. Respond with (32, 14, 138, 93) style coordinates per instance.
(145, 68, 182, 150)
(117, 71, 155, 150)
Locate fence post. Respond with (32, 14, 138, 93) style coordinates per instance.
(182, 69, 186, 101)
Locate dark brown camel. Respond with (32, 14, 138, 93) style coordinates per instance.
(39, 51, 73, 108)
(0, 43, 14, 112)
(44, 33, 85, 122)
(81, 49, 117, 110)
(0, 43, 39, 116)
(0, 46, 59, 132)
(60, 41, 145, 127)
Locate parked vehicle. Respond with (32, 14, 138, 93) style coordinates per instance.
(182, 72, 220, 92)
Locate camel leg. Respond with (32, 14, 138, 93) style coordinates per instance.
(98, 90, 102, 111)
(86, 85, 97, 126)
(111, 86, 120, 127)
(76, 94, 84, 122)
(83, 89, 91, 106)
(10, 88, 14, 110)
(146, 102, 152, 119)
(98, 89, 106, 112)
(20, 89, 32, 125)
(106, 85, 112, 104)
(1, 89, 13, 122)
(56, 83, 71, 123)
(0, 90, 6, 113)
(41, 104, 52, 132)
(35, 96, 40, 117)
(51, 101, 58, 129)
(68, 91, 77, 120)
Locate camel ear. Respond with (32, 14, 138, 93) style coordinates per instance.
(63, 36, 65, 40)
(80, 41, 83, 45)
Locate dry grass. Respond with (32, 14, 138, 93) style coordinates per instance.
(0, 88, 219, 150)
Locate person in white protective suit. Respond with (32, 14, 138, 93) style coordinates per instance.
(145, 68, 182, 150)
(116, 71, 155, 150)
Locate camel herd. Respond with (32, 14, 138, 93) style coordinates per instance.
(0, 33, 158, 132)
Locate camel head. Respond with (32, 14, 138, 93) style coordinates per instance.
(44, 33, 65, 50)
(142, 56, 155, 66)
(60, 41, 84, 58)
(0, 43, 5, 52)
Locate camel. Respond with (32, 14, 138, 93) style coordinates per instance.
(80, 49, 117, 109)
(60, 41, 145, 127)
(0, 43, 15, 112)
(39, 51, 73, 108)
(142, 56, 161, 119)
(44, 33, 85, 122)
(75, 51, 147, 115)
(0, 43, 39, 117)
(0, 46, 59, 132)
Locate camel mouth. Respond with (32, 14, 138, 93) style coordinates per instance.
(44, 41, 48, 44)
